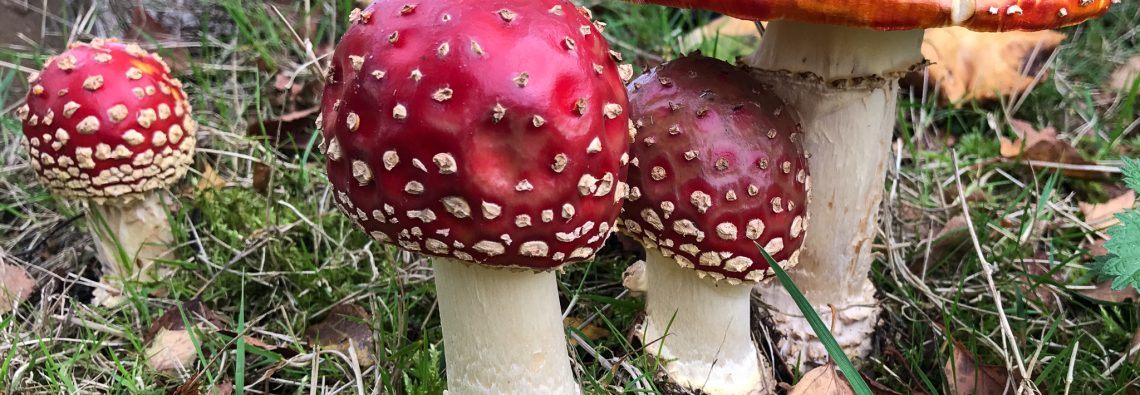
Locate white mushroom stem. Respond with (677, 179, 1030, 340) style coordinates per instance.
(640, 249, 772, 395)
(88, 191, 176, 305)
(746, 21, 924, 367)
(432, 258, 579, 395)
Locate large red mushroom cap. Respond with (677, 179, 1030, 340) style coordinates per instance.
(18, 38, 196, 201)
(321, 0, 632, 270)
(622, 54, 809, 284)
(624, 0, 1116, 31)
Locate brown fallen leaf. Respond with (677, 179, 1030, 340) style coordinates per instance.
(929, 215, 971, 262)
(145, 300, 226, 372)
(998, 119, 1104, 180)
(1109, 56, 1140, 92)
(305, 304, 375, 367)
(0, 263, 34, 315)
(944, 342, 1012, 395)
(920, 27, 1065, 104)
(789, 363, 854, 395)
(565, 316, 610, 346)
(1079, 190, 1137, 230)
(195, 163, 227, 195)
(1075, 280, 1139, 304)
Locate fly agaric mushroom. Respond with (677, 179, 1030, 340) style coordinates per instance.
(18, 38, 195, 305)
(623, 0, 1117, 367)
(320, 1, 631, 393)
(623, 54, 808, 394)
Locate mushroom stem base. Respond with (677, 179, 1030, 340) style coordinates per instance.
(88, 191, 176, 306)
(433, 258, 579, 395)
(754, 278, 878, 369)
(639, 249, 774, 395)
(746, 20, 921, 368)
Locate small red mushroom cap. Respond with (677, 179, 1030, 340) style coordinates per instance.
(624, 0, 1116, 31)
(622, 54, 809, 284)
(321, 0, 632, 270)
(19, 38, 196, 200)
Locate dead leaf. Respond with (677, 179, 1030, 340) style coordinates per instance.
(920, 27, 1065, 104)
(944, 342, 1012, 395)
(195, 163, 227, 195)
(1088, 238, 1109, 258)
(1109, 57, 1140, 92)
(928, 215, 971, 263)
(789, 363, 854, 395)
(145, 300, 226, 372)
(1079, 190, 1137, 230)
(1075, 280, 1139, 304)
(304, 304, 375, 367)
(998, 119, 1104, 180)
(0, 263, 34, 314)
(565, 316, 610, 346)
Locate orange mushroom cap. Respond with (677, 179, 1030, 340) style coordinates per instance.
(623, 0, 1116, 31)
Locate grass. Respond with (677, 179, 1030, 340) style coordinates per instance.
(0, 1, 1138, 394)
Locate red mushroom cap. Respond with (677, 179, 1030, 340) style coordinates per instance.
(321, 0, 632, 270)
(622, 54, 809, 283)
(624, 0, 1115, 31)
(18, 38, 196, 200)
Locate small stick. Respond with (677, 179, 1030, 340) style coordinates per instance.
(951, 151, 1033, 392)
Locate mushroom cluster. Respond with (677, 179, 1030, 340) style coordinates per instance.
(623, 54, 808, 394)
(319, 1, 631, 393)
(19, 38, 196, 305)
(622, 0, 1118, 367)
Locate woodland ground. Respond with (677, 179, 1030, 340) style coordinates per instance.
(0, 1, 1139, 394)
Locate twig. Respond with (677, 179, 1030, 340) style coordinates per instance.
(1103, 340, 1140, 377)
(951, 150, 1034, 393)
(1065, 340, 1079, 395)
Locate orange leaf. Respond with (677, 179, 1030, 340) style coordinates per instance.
(565, 316, 611, 346)
(1079, 190, 1137, 230)
(998, 119, 1103, 180)
(922, 27, 1065, 104)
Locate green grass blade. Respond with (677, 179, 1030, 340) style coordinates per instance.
(756, 244, 873, 395)
(235, 277, 247, 394)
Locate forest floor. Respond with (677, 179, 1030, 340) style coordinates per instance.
(0, 1, 1139, 394)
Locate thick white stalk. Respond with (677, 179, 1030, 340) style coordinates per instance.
(433, 258, 579, 395)
(88, 191, 175, 305)
(641, 249, 772, 395)
(746, 21, 924, 367)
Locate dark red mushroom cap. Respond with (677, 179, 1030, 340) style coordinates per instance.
(18, 38, 196, 200)
(321, 0, 632, 270)
(622, 54, 809, 284)
(624, 0, 1116, 31)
